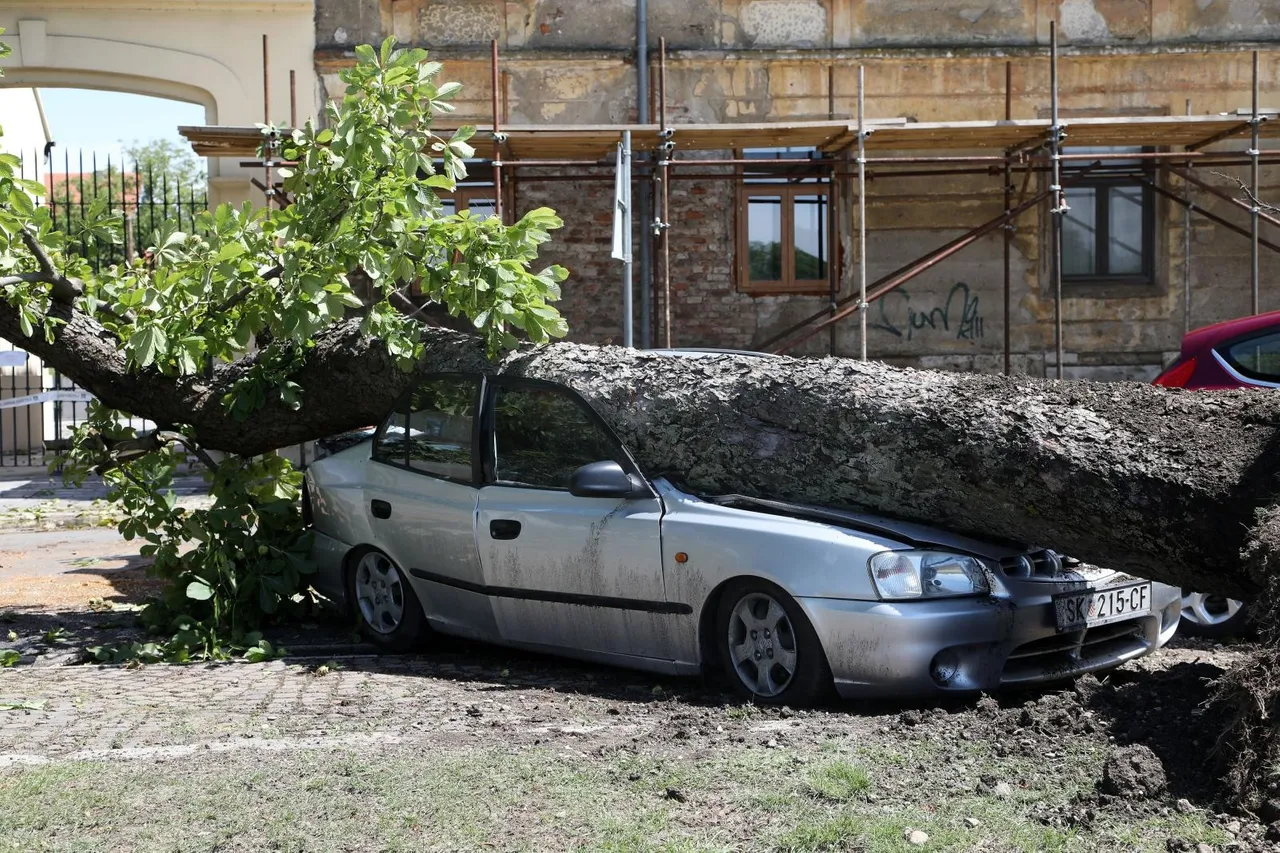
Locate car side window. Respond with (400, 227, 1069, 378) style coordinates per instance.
(374, 410, 411, 464)
(492, 386, 623, 489)
(1224, 331, 1280, 381)
(406, 377, 479, 481)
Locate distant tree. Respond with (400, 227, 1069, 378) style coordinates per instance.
(45, 138, 206, 267)
(120, 139, 206, 204)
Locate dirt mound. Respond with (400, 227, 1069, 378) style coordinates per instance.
(1101, 744, 1168, 798)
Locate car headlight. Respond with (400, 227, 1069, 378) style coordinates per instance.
(868, 550, 991, 600)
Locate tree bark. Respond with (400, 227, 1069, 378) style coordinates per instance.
(6, 304, 1278, 598)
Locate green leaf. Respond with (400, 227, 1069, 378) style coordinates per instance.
(215, 242, 247, 263)
(186, 580, 213, 601)
(129, 325, 167, 369)
(8, 189, 35, 217)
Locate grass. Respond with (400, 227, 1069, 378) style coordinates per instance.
(804, 759, 871, 802)
(0, 736, 1236, 853)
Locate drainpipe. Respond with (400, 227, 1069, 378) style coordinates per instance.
(637, 0, 653, 348)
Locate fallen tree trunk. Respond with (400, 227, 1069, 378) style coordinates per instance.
(489, 340, 1280, 600)
(8, 307, 1278, 599)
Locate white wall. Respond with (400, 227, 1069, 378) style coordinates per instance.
(0, 0, 318, 208)
(0, 86, 50, 159)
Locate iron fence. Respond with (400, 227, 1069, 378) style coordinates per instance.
(0, 148, 205, 466)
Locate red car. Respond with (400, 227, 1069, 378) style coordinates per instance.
(1152, 312, 1275, 635)
(1154, 309, 1280, 390)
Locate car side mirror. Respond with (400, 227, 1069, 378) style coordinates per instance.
(568, 460, 646, 499)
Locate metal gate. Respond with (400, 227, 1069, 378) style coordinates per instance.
(2, 148, 205, 465)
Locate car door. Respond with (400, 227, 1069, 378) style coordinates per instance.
(474, 380, 680, 661)
(363, 375, 499, 641)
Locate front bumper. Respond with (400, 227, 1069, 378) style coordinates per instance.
(799, 581, 1181, 699)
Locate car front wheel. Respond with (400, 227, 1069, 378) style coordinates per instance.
(1179, 590, 1249, 638)
(717, 579, 831, 706)
(348, 549, 427, 652)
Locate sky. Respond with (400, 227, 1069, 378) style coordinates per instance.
(37, 88, 206, 167)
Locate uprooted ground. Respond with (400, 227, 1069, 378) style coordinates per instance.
(0, 529, 1270, 853)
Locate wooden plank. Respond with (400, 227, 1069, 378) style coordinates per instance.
(181, 114, 1280, 163)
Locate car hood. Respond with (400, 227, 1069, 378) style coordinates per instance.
(693, 490, 1032, 561)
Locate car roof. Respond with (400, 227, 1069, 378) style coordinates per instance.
(1181, 309, 1280, 356)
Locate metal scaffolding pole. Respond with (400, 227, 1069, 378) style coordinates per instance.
(1003, 60, 1013, 376)
(491, 40, 505, 225)
(621, 130, 634, 347)
(1049, 22, 1066, 380)
(636, 0, 652, 348)
(659, 37, 672, 348)
(1252, 50, 1261, 315)
(1184, 99, 1194, 335)
(828, 159, 839, 356)
(857, 65, 868, 362)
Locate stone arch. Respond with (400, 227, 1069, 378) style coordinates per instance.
(0, 35, 243, 126)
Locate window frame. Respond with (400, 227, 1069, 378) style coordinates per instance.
(478, 377, 651, 494)
(370, 373, 486, 487)
(1060, 153, 1157, 287)
(735, 150, 833, 296)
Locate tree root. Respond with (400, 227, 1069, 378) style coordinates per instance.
(1213, 644, 1280, 811)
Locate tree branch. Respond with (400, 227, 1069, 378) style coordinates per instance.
(19, 227, 57, 279)
(1212, 170, 1280, 215)
(0, 271, 57, 288)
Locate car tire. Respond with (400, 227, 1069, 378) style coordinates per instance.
(716, 578, 832, 706)
(347, 548, 427, 652)
(1179, 589, 1251, 638)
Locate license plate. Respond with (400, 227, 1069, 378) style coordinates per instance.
(1053, 582, 1151, 632)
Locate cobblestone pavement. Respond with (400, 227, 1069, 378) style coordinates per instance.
(0, 634, 1245, 769)
(0, 650, 765, 766)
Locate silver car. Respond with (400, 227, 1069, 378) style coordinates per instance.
(304, 368, 1182, 704)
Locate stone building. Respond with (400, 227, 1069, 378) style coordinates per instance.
(311, 3, 1280, 375)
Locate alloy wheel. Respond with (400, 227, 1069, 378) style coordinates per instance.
(1181, 591, 1243, 627)
(727, 592, 798, 698)
(355, 551, 406, 635)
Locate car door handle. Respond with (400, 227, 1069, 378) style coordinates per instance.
(371, 499, 392, 519)
(489, 519, 521, 540)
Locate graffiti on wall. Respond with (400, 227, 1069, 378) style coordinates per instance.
(870, 282, 985, 342)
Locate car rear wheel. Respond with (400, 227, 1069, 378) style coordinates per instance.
(348, 549, 427, 652)
(717, 579, 831, 706)
(1179, 590, 1249, 638)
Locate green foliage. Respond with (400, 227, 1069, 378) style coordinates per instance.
(0, 32, 568, 663)
(0, 649, 19, 667)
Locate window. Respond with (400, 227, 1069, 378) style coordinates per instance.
(491, 386, 622, 489)
(738, 148, 830, 294)
(441, 184, 497, 219)
(1061, 148, 1154, 284)
(374, 376, 479, 482)
(374, 411, 411, 463)
(1224, 332, 1280, 382)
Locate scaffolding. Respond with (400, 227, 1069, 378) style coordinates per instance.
(181, 32, 1280, 375)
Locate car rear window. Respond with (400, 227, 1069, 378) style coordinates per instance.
(1223, 330, 1280, 382)
(374, 376, 479, 482)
